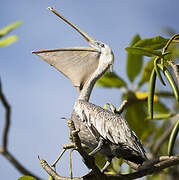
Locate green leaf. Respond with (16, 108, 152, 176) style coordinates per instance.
(153, 100, 170, 114)
(126, 34, 143, 82)
(154, 57, 166, 86)
(173, 46, 179, 57)
(0, 35, 19, 47)
(96, 72, 127, 88)
(125, 99, 155, 140)
(168, 119, 179, 156)
(138, 58, 154, 87)
(125, 47, 162, 57)
(158, 65, 179, 102)
(148, 69, 157, 119)
(18, 176, 37, 180)
(133, 36, 169, 50)
(156, 91, 174, 98)
(146, 113, 175, 120)
(0, 20, 23, 37)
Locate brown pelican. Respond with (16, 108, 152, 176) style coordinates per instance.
(32, 7, 147, 171)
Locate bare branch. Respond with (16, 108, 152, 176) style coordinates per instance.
(163, 33, 179, 53)
(0, 79, 41, 179)
(116, 100, 128, 114)
(0, 79, 11, 151)
(0, 148, 41, 179)
(124, 160, 139, 170)
(39, 158, 73, 180)
(169, 62, 179, 89)
(114, 155, 179, 180)
(69, 149, 74, 178)
(40, 155, 179, 180)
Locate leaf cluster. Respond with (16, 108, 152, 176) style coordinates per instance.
(96, 34, 179, 177)
(0, 21, 22, 47)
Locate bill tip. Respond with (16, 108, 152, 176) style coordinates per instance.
(47, 7, 53, 11)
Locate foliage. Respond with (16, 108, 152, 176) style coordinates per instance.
(126, 34, 143, 82)
(168, 119, 179, 156)
(96, 72, 127, 88)
(0, 21, 22, 47)
(96, 33, 179, 179)
(18, 176, 37, 180)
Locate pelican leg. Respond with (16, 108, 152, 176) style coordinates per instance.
(101, 158, 112, 173)
(89, 137, 104, 156)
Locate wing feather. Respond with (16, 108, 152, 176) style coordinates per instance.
(75, 100, 146, 158)
(33, 47, 100, 89)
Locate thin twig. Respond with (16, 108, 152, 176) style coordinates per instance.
(163, 33, 179, 53)
(168, 62, 179, 89)
(51, 149, 67, 167)
(0, 79, 11, 151)
(116, 100, 128, 114)
(0, 148, 41, 179)
(107, 100, 128, 115)
(124, 160, 139, 170)
(116, 155, 179, 180)
(69, 149, 74, 178)
(0, 79, 42, 179)
(39, 157, 78, 180)
(161, 33, 179, 65)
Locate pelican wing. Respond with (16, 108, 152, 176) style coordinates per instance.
(75, 100, 147, 159)
(32, 47, 100, 89)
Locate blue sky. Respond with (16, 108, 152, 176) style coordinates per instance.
(0, 0, 179, 179)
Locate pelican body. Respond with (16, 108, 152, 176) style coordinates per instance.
(33, 7, 147, 171)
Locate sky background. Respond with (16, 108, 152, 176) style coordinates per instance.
(0, 0, 179, 179)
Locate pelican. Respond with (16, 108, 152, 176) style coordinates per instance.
(32, 7, 147, 171)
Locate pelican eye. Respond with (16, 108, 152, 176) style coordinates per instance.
(100, 43, 105, 47)
(95, 42, 105, 49)
(97, 42, 105, 48)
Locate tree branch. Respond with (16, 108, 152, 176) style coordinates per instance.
(0, 79, 41, 179)
(0, 79, 11, 151)
(112, 155, 179, 180)
(40, 154, 179, 180)
(39, 158, 82, 180)
(66, 118, 103, 176)
(168, 62, 179, 89)
(0, 148, 41, 179)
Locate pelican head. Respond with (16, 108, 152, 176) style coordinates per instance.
(89, 40, 114, 72)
